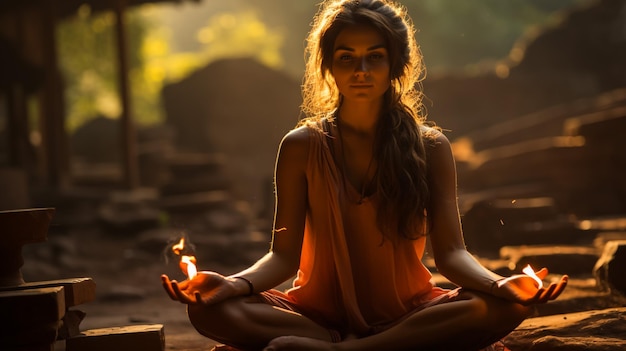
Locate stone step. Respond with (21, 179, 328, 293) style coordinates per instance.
(160, 172, 230, 196)
(66, 324, 164, 351)
(499, 245, 600, 276)
(165, 152, 225, 177)
(158, 190, 231, 213)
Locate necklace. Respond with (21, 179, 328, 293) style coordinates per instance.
(336, 118, 376, 205)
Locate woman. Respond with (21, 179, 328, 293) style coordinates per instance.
(161, 1, 568, 350)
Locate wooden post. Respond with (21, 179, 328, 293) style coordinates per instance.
(40, 0, 69, 189)
(114, 0, 139, 189)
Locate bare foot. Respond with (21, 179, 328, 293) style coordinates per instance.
(263, 336, 336, 351)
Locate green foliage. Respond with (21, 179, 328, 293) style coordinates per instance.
(195, 11, 285, 70)
(58, 5, 159, 131)
(58, 5, 284, 132)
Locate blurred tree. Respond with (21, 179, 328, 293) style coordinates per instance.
(195, 11, 284, 70)
(58, 4, 159, 131)
(58, 5, 284, 132)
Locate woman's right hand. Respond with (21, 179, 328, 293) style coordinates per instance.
(161, 271, 240, 305)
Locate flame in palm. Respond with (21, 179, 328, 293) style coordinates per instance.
(497, 264, 544, 289)
(522, 264, 543, 289)
(172, 237, 197, 279)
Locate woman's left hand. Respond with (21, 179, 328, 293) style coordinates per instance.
(492, 267, 568, 306)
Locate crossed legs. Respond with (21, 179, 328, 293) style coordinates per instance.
(187, 290, 531, 351)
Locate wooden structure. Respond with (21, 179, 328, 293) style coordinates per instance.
(0, 0, 198, 194)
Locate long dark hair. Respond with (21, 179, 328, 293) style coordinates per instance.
(299, 0, 437, 239)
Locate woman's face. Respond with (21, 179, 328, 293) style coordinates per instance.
(331, 24, 391, 104)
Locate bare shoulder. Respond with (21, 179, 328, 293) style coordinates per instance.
(420, 125, 451, 153)
(280, 125, 311, 153)
(277, 125, 312, 171)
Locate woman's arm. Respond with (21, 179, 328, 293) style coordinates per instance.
(162, 126, 311, 304)
(427, 131, 567, 304)
(426, 131, 500, 293)
(231, 126, 311, 291)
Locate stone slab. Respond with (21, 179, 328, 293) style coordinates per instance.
(0, 286, 65, 326)
(505, 307, 626, 351)
(500, 245, 600, 276)
(0, 277, 96, 307)
(0, 287, 65, 348)
(66, 324, 165, 351)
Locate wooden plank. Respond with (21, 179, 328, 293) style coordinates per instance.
(66, 324, 165, 351)
(0, 277, 96, 307)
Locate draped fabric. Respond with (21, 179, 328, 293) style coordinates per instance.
(281, 122, 442, 336)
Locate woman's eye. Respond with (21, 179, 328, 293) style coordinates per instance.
(339, 54, 352, 62)
(369, 53, 384, 61)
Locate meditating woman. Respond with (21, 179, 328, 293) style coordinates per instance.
(162, 1, 568, 350)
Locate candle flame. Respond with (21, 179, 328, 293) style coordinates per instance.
(172, 237, 197, 279)
(522, 264, 543, 289)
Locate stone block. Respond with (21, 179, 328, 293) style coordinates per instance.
(0, 287, 65, 348)
(0, 207, 55, 286)
(593, 231, 626, 251)
(0, 286, 65, 326)
(66, 324, 165, 351)
(500, 245, 599, 276)
(0, 277, 96, 307)
(593, 240, 626, 294)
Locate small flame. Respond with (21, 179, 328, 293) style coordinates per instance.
(497, 264, 544, 289)
(181, 255, 197, 279)
(522, 264, 543, 289)
(172, 238, 185, 255)
(172, 237, 197, 279)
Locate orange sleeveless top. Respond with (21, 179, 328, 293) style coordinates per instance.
(283, 123, 438, 335)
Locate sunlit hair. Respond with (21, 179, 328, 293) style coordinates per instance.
(298, 0, 437, 239)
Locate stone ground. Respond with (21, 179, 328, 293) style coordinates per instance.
(19, 221, 625, 351)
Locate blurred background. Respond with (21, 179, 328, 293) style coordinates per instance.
(1, 0, 625, 283)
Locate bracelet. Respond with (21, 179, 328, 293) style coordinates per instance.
(490, 280, 497, 295)
(233, 276, 254, 296)
(490, 279, 503, 295)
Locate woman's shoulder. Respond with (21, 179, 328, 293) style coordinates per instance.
(282, 119, 328, 145)
(279, 123, 320, 159)
(420, 124, 449, 147)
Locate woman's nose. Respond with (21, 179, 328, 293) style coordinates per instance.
(354, 57, 369, 75)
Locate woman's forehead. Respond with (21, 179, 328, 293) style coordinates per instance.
(333, 24, 386, 51)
